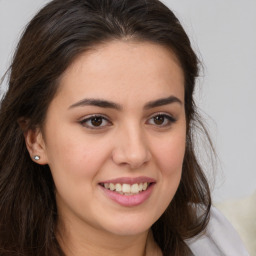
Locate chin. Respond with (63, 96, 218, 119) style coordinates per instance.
(103, 214, 156, 236)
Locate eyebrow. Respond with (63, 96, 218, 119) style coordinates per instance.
(143, 95, 182, 110)
(68, 95, 182, 110)
(69, 98, 122, 110)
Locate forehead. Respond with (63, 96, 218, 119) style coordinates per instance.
(56, 40, 185, 105)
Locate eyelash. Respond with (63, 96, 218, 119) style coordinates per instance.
(147, 112, 177, 127)
(79, 113, 176, 129)
(79, 115, 111, 129)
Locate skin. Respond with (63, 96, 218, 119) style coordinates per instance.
(25, 40, 186, 256)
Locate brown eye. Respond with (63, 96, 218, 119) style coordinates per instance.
(91, 116, 103, 126)
(147, 113, 176, 127)
(153, 115, 165, 125)
(80, 115, 111, 129)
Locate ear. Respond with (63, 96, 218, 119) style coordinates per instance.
(24, 127, 49, 165)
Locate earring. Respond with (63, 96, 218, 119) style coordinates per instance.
(33, 155, 40, 161)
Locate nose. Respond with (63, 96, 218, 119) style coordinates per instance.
(112, 125, 151, 169)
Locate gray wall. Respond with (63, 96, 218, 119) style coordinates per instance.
(1, 0, 255, 202)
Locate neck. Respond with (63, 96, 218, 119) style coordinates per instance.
(56, 218, 160, 256)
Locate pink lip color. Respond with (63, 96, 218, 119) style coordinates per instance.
(99, 176, 156, 185)
(100, 184, 154, 207)
(98, 176, 156, 207)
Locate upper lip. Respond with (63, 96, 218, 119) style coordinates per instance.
(99, 176, 156, 185)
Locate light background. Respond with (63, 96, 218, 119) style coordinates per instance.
(0, 0, 255, 203)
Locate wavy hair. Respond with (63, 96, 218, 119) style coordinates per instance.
(0, 0, 212, 255)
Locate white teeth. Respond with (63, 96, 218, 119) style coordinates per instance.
(122, 184, 131, 193)
(115, 183, 122, 192)
(142, 182, 148, 191)
(109, 183, 115, 191)
(102, 182, 150, 194)
(131, 184, 139, 194)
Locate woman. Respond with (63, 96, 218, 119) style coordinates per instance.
(0, 0, 249, 255)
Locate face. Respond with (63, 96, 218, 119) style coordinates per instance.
(36, 41, 186, 237)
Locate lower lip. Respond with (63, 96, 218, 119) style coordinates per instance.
(99, 184, 155, 207)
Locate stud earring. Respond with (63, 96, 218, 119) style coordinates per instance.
(33, 155, 40, 161)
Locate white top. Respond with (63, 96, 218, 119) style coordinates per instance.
(186, 207, 250, 256)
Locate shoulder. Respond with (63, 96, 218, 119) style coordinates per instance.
(185, 206, 250, 256)
(216, 192, 256, 255)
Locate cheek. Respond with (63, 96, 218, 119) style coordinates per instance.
(46, 132, 112, 207)
(45, 123, 111, 179)
(153, 133, 186, 176)
(149, 132, 186, 218)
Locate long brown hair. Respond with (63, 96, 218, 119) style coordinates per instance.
(0, 0, 212, 255)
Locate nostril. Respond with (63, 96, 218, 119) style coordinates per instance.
(111, 136, 151, 168)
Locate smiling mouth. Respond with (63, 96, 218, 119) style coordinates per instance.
(99, 182, 153, 195)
